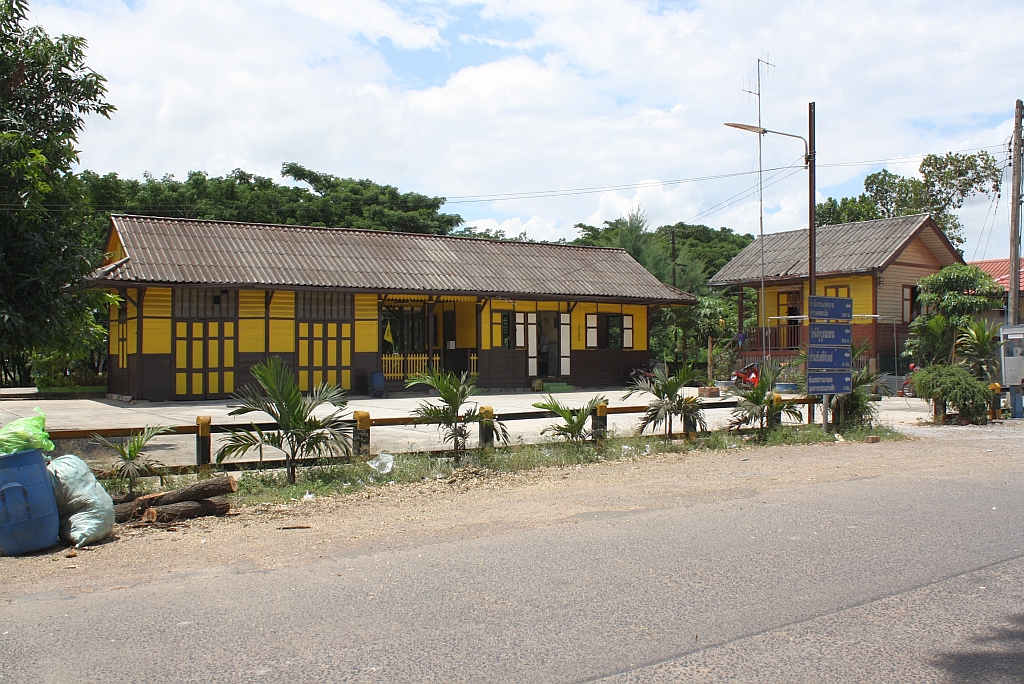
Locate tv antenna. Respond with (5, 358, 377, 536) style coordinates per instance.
(741, 56, 775, 363)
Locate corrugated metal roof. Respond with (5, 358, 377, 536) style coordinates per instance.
(971, 258, 1024, 292)
(97, 215, 694, 304)
(709, 214, 961, 286)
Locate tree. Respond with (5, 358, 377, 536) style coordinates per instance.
(533, 394, 607, 444)
(81, 163, 463, 236)
(0, 0, 115, 386)
(622, 366, 707, 436)
(816, 151, 1002, 248)
(216, 356, 352, 484)
(903, 264, 1003, 367)
(93, 425, 172, 493)
(956, 319, 1005, 382)
(727, 360, 801, 440)
(406, 369, 508, 459)
(916, 263, 1004, 328)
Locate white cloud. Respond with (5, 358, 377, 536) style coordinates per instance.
(31, 0, 1024, 258)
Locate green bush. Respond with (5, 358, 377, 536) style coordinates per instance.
(912, 364, 991, 423)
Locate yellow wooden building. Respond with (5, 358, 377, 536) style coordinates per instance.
(95, 215, 693, 401)
(709, 214, 962, 374)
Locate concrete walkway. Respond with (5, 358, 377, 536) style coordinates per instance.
(0, 390, 933, 468)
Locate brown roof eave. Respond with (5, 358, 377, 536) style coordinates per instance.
(709, 266, 879, 289)
(87, 279, 694, 305)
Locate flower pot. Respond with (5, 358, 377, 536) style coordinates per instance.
(698, 386, 720, 398)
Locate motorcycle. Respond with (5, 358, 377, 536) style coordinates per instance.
(731, 362, 759, 388)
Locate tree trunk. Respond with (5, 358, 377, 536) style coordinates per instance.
(114, 475, 237, 522)
(144, 497, 231, 523)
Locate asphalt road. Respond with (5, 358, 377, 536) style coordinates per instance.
(3, 456, 1024, 682)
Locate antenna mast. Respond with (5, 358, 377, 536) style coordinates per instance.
(1010, 99, 1022, 326)
(742, 56, 774, 363)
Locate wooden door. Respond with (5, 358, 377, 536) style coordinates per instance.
(298, 321, 352, 391)
(174, 320, 236, 399)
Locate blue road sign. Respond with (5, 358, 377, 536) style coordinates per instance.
(808, 295, 853, 321)
(808, 323, 853, 347)
(807, 346, 853, 370)
(807, 372, 852, 394)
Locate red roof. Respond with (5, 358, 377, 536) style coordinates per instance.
(970, 258, 1024, 292)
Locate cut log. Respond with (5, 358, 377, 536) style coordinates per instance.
(114, 476, 237, 523)
(144, 475, 237, 507)
(146, 497, 231, 523)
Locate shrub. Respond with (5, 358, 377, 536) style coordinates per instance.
(912, 364, 991, 423)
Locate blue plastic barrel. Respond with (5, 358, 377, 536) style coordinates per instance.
(0, 449, 59, 555)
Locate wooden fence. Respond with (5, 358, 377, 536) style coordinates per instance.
(48, 396, 819, 475)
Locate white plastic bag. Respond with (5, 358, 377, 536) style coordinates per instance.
(367, 453, 394, 475)
(47, 455, 115, 547)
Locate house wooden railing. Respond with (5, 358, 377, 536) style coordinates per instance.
(382, 353, 442, 380)
(744, 324, 803, 351)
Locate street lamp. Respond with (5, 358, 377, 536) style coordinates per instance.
(726, 103, 817, 418)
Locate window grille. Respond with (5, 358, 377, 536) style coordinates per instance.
(174, 289, 237, 319)
(297, 291, 353, 320)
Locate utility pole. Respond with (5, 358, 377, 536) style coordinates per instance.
(670, 227, 677, 288)
(808, 102, 817, 423)
(1010, 98, 1022, 327)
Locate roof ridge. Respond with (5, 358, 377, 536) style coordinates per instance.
(111, 214, 629, 253)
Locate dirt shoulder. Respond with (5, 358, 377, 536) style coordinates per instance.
(2, 422, 1021, 601)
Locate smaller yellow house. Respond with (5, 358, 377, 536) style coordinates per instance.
(709, 214, 962, 374)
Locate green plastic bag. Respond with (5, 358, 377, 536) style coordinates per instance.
(0, 409, 55, 455)
(47, 455, 115, 547)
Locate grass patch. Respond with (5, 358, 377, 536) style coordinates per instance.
(103, 423, 905, 506)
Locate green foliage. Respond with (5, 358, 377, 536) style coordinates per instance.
(81, 163, 463, 236)
(916, 264, 1004, 327)
(216, 356, 352, 484)
(93, 425, 172, 492)
(903, 264, 1004, 367)
(0, 1, 115, 386)
(815, 151, 1002, 248)
(622, 366, 707, 435)
(912, 364, 992, 423)
(533, 394, 606, 444)
(956, 319, 1005, 381)
(904, 313, 954, 366)
(828, 341, 888, 428)
(728, 360, 802, 439)
(406, 369, 509, 456)
(815, 194, 879, 226)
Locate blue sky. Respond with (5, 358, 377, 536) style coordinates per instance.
(34, 0, 1023, 258)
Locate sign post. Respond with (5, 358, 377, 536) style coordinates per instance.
(807, 296, 853, 430)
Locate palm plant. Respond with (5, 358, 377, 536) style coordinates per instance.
(622, 366, 705, 435)
(956, 319, 1005, 381)
(216, 356, 352, 484)
(93, 425, 172, 493)
(728, 360, 801, 440)
(406, 369, 509, 459)
(533, 394, 607, 444)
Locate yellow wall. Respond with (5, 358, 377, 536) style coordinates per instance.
(571, 302, 597, 350)
(126, 289, 138, 355)
(354, 294, 378, 352)
(268, 290, 295, 352)
(238, 290, 266, 353)
(456, 301, 477, 348)
(623, 304, 647, 351)
(757, 276, 874, 326)
(141, 287, 172, 354)
(479, 301, 491, 350)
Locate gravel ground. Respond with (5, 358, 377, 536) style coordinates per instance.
(2, 418, 1021, 601)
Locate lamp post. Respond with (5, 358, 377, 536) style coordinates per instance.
(726, 102, 817, 417)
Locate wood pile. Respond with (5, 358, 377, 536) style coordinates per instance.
(114, 475, 237, 524)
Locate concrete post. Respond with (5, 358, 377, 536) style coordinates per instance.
(353, 410, 371, 459)
(591, 401, 608, 442)
(196, 416, 212, 466)
(479, 406, 495, 448)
